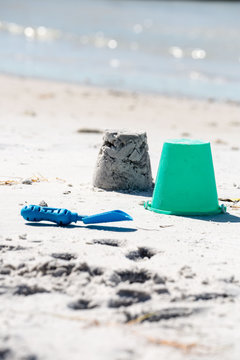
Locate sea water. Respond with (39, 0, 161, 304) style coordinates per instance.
(0, 0, 240, 101)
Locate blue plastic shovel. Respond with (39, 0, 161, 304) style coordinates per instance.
(21, 205, 133, 226)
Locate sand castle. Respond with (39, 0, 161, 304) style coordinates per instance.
(93, 130, 153, 191)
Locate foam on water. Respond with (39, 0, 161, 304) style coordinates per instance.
(0, 0, 240, 100)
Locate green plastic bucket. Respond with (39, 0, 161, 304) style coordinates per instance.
(145, 139, 225, 216)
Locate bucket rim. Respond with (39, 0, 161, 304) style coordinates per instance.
(164, 138, 210, 146)
(144, 200, 226, 216)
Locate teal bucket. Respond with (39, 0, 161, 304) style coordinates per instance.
(145, 139, 225, 216)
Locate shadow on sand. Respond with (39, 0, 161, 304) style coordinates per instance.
(25, 222, 137, 232)
(186, 212, 240, 223)
(111, 187, 154, 198)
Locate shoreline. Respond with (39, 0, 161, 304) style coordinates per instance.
(1, 73, 240, 149)
(0, 73, 240, 360)
(2, 71, 240, 106)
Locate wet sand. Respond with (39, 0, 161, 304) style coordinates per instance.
(0, 74, 240, 360)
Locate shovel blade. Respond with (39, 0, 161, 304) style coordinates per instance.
(82, 210, 133, 224)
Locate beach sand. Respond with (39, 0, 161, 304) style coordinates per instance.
(0, 74, 240, 360)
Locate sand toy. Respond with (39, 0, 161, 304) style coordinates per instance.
(21, 205, 133, 226)
(145, 139, 226, 216)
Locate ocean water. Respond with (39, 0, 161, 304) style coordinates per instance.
(0, 0, 240, 101)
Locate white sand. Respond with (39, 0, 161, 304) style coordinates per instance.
(0, 74, 240, 360)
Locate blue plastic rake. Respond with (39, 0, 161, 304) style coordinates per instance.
(21, 205, 133, 226)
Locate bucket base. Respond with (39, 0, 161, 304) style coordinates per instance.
(144, 200, 226, 216)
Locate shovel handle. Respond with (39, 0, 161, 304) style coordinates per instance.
(21, 205, 78, 225)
